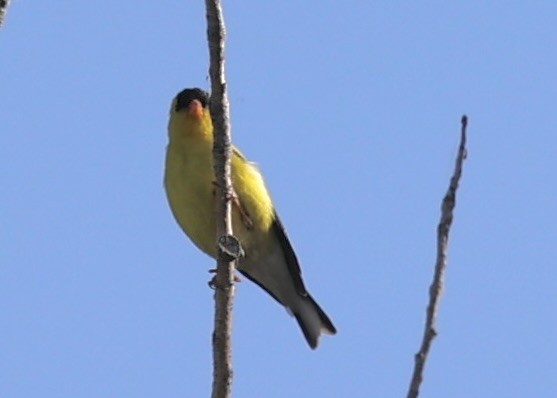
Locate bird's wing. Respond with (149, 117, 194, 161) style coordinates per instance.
(232, 146, 247, 161)
(271, 213, 308, 296)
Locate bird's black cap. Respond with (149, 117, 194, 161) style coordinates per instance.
(175, 88, 209, 112)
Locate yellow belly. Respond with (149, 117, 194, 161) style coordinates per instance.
(164, 141, 276, 263)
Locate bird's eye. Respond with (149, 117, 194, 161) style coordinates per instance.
(198, 94, 209, 108)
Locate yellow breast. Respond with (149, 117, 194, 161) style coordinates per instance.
(164, 135, 276, 261)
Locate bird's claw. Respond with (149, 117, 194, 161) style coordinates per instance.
(207, 269, 242, 289)
(212, 182, 254, 230)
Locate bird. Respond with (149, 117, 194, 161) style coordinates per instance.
(164, 88, 336, 349)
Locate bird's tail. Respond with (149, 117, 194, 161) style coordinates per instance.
(293, 294, 337, 349)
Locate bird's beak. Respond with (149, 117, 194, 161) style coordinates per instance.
(187, 99, 204, 119)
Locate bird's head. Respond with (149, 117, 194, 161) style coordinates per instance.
(168, 88, 213, 141)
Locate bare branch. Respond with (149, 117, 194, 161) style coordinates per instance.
(0, 0, 11, 27)
(406, 115, 468, 398)
(205, 1, 236, 398)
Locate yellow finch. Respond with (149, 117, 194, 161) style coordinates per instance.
(164, 88, 336, 349)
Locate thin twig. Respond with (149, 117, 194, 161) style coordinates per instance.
(205, 1, 235, 398)
(0, 0, 11, 27)
(406, 115, 468, 398)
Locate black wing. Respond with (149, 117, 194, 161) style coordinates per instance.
(271, 212, 308, 296)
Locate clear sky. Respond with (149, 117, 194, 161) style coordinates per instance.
(2, 2, 556, 397)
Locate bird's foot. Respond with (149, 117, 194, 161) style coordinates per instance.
(208, 269, 242, 289)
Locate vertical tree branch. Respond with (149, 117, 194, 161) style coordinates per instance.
(0, 0, 11, 28)
(206, 1, 235, 398)
(406, 116, 468, 398)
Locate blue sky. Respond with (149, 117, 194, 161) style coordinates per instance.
(2, 2, 556, 397)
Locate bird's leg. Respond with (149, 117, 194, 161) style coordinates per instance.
(227, 188, 254, 230)
(212, 181, 254, 230)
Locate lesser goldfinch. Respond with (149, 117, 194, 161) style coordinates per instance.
(164, 88, 336, 349)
